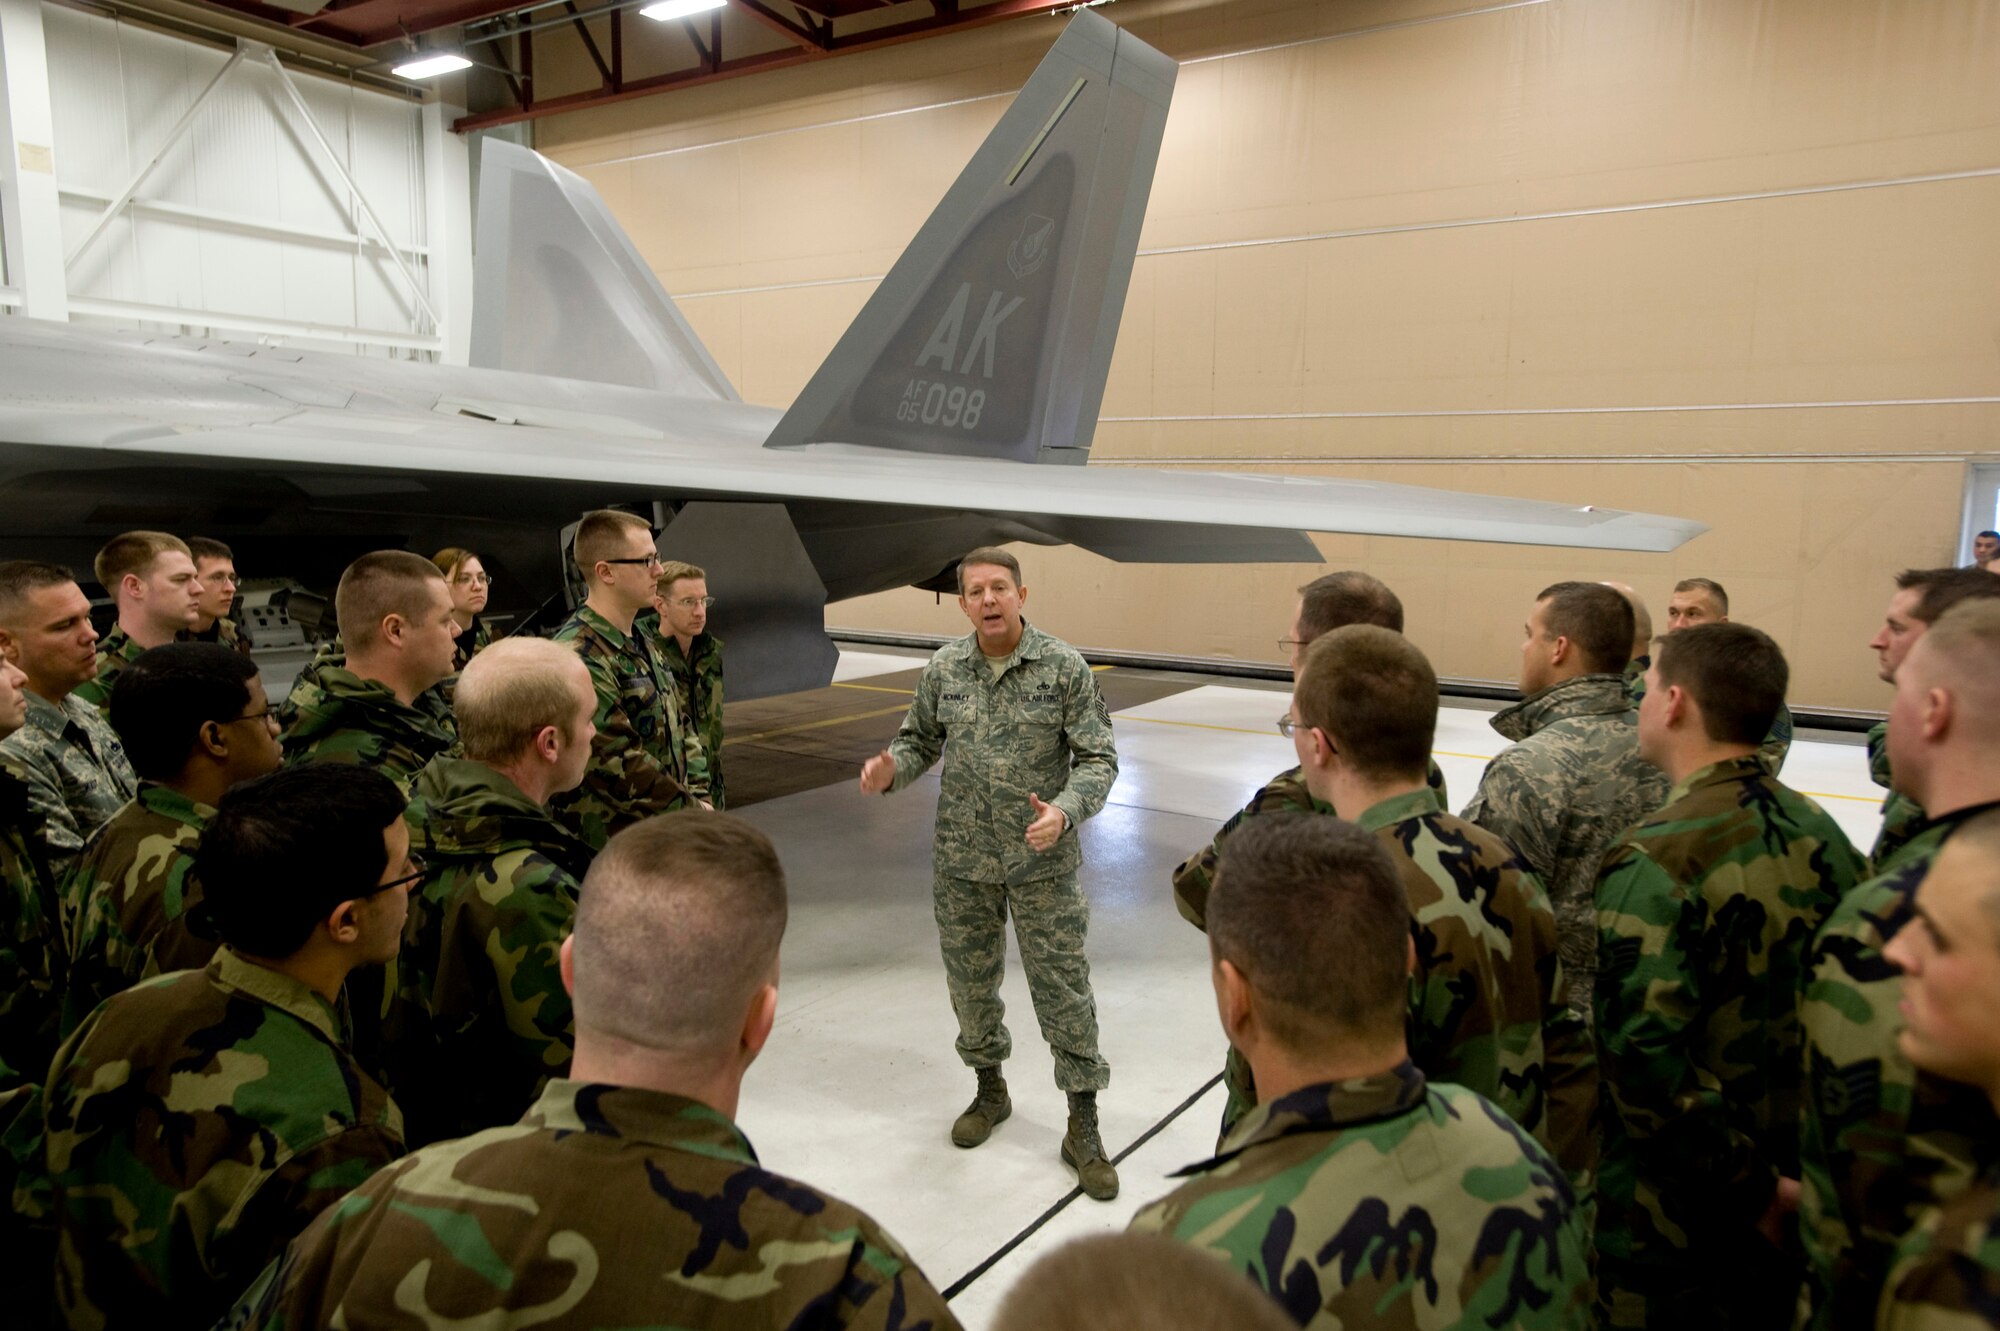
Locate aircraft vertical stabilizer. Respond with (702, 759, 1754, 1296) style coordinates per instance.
(471, 141, 738, 401)
(762, 11, 1174, 464)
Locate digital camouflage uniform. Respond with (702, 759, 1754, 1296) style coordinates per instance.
(1462, 674, 1671, 1019)
(279, 664, 458, 795)
(1627, 663, 1793, 775)
(1796, 801, 2000, 1331)
(885, 624, 1118, 1092)
(549, 604, 705, 851)
(1130, 1062, 1591, 1330)
(181, 615, 254, 656)
(218, 1078, 961, 1331)
(386, 755, 591, 1147)
(57, 781, 217, 1040)
(69, 623, 147, 711)
(1878, 1160, 2000, 1330)
(45, 948, 405, 1329)
(0, 766, 59, 1082)
(1867, 721, 1928, 872)
(0, 688, 137, 876)
(659, 626, 727, 810)
(1591, 755, 1864, 1328)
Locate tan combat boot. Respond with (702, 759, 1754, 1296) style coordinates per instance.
(1062, 1091, 1119, 1200)
(951, 1066, 1011, 1148)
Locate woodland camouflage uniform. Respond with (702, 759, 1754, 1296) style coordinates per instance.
(1877, 1161, 2000, 1331)
(1591, 754, 1863, 1327)
(70, 623, 145, 711)
(181, 615, 254, 656)
(217, 1079, 960, 1331)
(0, 765, 59, 1082)
(1130, 1063, 1591, 1331)
(1866, 721, 1928, 872)
(658, 626, 726, 809)
(279, 665, 458, 795)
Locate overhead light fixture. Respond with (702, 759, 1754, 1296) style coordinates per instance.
(394, 52, 472, 79)
(641, 0, 727, 22)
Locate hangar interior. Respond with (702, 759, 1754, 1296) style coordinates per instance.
(0, 0, 1994, 1322)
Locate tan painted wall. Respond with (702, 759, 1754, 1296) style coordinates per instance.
(534, 0, 2000, 713)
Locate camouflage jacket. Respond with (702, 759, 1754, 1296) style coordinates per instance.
(280, 665, 458, 795)
(1626, 664, 1793, 775)
(1462, 673, 1671, 1017)
(0, 1054, 54, 1329)
(45, 948, 405, 1329)
(1796, 801, 2000, 1331)
(1878, 1159, 2000, 1330)
(70, 622, 147, 710)
(658, 626, 726, 810)
(0, 687, 137, 875)
(0, 769, 59, 1082)
(1867, 720, 1928, 872)
(885, 624, 1118, 884)
(1130, 1062, 1591, 1329)
(548, 604, 704, 851)
(1592, 755, 1863, 1275)
(1360, 787, 1598, 1194)
(58, 782, 218, 1040)
(1170, 759, 1448, 930)
(449, 616, 492, 673)
(387, 756, 590, 1147)
(180, 615, 254, 656)
(219, 1078, 961, 1331)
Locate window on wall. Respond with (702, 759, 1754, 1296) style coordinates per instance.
(1965, 465, 2000, 565)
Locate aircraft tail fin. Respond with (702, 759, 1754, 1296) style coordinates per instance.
(471, 140, 737, 400)
(762, 11, 1175, 463)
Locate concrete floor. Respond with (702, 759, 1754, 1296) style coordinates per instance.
(720, 647, 1887, 1328)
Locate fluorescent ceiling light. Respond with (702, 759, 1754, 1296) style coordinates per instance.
(394, 53, 472, 79)
(641, 0, 727, 22)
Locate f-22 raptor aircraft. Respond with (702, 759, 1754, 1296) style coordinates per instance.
(0, 12, 1702, 698)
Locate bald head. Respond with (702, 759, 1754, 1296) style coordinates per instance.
(1601, 582, 1651, 661)
(572, 812, 787, 1056)
(455, 638, 592, 764)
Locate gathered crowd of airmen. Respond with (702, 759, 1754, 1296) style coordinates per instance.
(0, 516, 1996, 1331)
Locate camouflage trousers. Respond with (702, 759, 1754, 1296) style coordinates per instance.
(933, 872, 1109, 1093)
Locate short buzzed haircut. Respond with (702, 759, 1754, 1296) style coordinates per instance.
(991, 1232, 1297, 1331)
(0, 560, 77, 622)
(1912, 600, 2000, 720)
(572, 812, 787, 1055)
(186, 537, 234, 565)
(1537, 581, 1634, 675)
(1654, 623, 1787, 746)
(108, 643, 259, 780)
(956, 546, 1022, 594)
(455, 638, 590, 763)
(1946, 808, 2000, 939)
(1298, 570, 1403, 638)
(1294, 626, 1437, 780)
(93, 531, 190, 591)
(1673, 577, 1729, 615)
(572, 509, 652, 573)
(1211, 813, 1409, 1053)
(335, 551, 446, 652)
(655, 560, 706, 593)
(1903, 568, 2000, 625)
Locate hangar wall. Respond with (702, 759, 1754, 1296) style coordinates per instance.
(533, 0, 2000, 714)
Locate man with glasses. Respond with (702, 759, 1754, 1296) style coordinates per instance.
(551, 510, 708, 851)
(44, 764, 409, 1330)
(182, 537, 253, 656)
(60, 643, 284, 1035)
(651, 560, 727, 809)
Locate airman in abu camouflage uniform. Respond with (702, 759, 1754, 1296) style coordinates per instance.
(225, 811, 958, 1331)
(0, 663, 60, 1083)
(653, 560, 727, 808)
(1132, 814, 1590, 1330)
(861, 550, 1118, 1197)
(1463, 583, 1671, 1018)
(1592, 620, 1864, 1328)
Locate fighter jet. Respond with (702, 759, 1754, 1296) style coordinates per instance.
(0, 12, 1701, 697)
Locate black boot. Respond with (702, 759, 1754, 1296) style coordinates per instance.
(951, 1066, 1011, 1148)
(1062, 1090, 1119, 1200)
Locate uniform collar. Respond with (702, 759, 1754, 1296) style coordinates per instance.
(1489, 673, 1633, 742)
(1177, 1061, 1428, 1175)
(22, 689, 97, 740)
(1354, 786, 1445, 832)
(134, 780, 216, 829)
(948, 620, 1048, 664)
(572, 604, 641, 652)
(207, 947, 345, 1045)
(526, 1079, 759, 1166)
(1664, 754, 1765, 804)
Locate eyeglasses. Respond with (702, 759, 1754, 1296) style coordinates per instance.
(220, 706, 279, 730)
(453, 573, 490, 587)
(1276, 715, 1300, 738)
(207, 572, 240, 587)
(1277, 638, 1304, 653)
(367, 854, 428, 897)
(602, 554, 663, 569)
(666, 595, 716, 609)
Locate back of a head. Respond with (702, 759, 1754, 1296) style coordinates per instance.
(94, 531, 191, 592)
(572, 509, 652, 573)
(1298, 570, 1403, 638)
(573, 811, 788, 1055)
(0, 560, 75, 625)
(196, 764, 406, 958)
(1911, 600, 2000, 735)
(1295, 625, 1437, 780)
(1603, 582, 1651, 652)
(455, 638, 588, 764)
(990, 1232, 1296, 1331)
(1673, 577, 1729, 617)
(1537, 581, 1634, 674)
(1210, 813, 1409, 1056)
(1654, 623, 1787, 747)
(186, 537, 234, 565)
(336, 550, 445, 652)
(1909, 568, 2000, 625)
(108, 642, 259, 780)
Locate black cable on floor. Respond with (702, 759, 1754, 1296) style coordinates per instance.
(940, 1071, 1225, 1302)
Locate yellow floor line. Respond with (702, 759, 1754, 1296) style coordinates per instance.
(725, 702, 912, 747)
(832, 682, 915, 695)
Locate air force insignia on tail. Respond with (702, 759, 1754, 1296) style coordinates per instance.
(1008, 214, 1057, 280)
